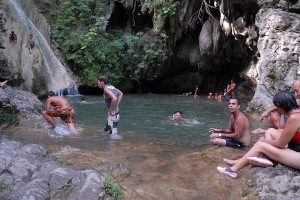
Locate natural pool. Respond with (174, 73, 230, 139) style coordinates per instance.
(2, 94, 267, 199)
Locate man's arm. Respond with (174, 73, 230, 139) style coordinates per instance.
(259, 106, 277, 122)
(209, 128, 232, 134)
(45, 98, 52, 113)
(209, 116, 234, 138)
(117, 89, 123, 104)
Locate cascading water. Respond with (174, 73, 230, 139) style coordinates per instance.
(8, 0, 78, 95)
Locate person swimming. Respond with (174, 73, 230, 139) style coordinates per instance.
(171, 111, 186, 122)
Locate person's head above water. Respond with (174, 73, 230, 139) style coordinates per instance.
(172, 111, 183, 121)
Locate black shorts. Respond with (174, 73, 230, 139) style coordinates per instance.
(288, 142, 300, 152)
(225, 138, 245, 149)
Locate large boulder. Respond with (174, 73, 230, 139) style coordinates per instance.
(0, 86, 43, 118)
(0, 136, 108, 200)
(247, 8, 300, 112)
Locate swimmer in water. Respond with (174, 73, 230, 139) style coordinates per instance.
(171, 111, 186, 122)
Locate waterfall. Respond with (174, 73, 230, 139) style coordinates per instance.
(8, 0, 78, 95)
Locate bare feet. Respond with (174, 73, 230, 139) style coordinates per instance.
(223, 158, 239, 165)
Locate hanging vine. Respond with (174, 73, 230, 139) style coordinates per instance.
(185, 0, 218, 30)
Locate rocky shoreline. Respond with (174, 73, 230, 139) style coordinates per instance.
(0, 135, 112, 200)
(1, 133, 300, 200)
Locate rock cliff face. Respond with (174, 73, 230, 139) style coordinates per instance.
(0, 0, 75, 97)
(248, 2, 300, 112)
(150, 0, 257, 94)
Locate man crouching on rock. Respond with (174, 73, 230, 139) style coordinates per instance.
(42, 91, 79, 135)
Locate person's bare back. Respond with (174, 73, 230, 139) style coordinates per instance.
(47, 96, 72, 110)
(43, 91, 78, 135)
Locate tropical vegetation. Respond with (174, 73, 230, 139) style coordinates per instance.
(50, 0, 179, 86)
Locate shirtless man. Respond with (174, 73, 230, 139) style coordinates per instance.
(27, 34, 35, 54)
(9, 31, 17, 43)
(224, 79, 236, 101)
(210, 98, 252, 148)
(42, 91, 79, 135)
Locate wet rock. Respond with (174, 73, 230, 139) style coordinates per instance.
(0, 86, 44, 117)
(247, 164, 300, 200)
(0, 136, 107, 200)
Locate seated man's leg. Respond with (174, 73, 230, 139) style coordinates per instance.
(211, 138, 226, 146)
(224, 138, 244, 148)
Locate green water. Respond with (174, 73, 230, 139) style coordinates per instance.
(2, 94, 265, 149)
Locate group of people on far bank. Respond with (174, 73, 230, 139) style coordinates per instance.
(182, 79, 237, 102)
(9, 31, 35, 54)
(210, 80, 300, 178)
(207, 79, 236, 102)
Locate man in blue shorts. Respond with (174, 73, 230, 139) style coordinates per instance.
(209, 98, 252, 148)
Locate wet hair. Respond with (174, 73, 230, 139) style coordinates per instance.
(98, 75, 109, 84)
(229, 98, 240, 105)
(273, 90, 298, 112)
(48, 91, 56, 97)
(174, 111, 182, 115)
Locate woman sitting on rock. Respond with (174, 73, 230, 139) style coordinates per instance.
(217, 90, 300, 178)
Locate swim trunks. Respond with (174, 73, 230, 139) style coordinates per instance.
(47, 107, 75, 123)
(28, 43, 34, 49)
(225, 138, 245, 148)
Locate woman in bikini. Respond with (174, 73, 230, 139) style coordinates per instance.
(217, 90, 300, 178)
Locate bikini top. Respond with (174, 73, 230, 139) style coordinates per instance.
(290, 132, 300, 144)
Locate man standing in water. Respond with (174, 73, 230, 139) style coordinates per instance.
(209, 98, 252, 148)
(98, 75, 123, 138)
(42, 91, 79, 135)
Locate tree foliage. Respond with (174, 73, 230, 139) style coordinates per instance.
(52, 0, 169, 86)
